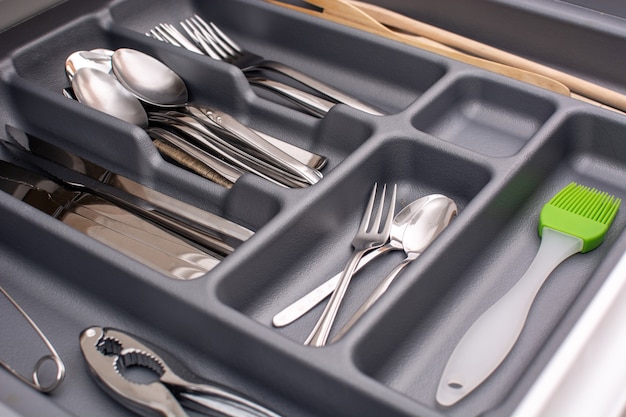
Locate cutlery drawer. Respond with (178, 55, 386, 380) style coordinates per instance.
(1, 1, 626, 416)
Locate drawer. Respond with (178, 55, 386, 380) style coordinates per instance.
(1, 1, 626, 416)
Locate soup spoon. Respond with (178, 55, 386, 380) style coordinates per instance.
(65, 49, 114, 81)
(71, 67, 148, 127)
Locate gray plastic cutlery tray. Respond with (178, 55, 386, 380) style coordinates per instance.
(2, 0, 626, 416)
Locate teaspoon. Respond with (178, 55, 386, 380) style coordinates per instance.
(71, 67, 149, 127)
(65, 49, 114, 81)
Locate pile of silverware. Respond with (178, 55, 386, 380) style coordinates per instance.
(64, 47, 326, 189)
(15, 13, 386, 280)
(0, 12, 388, 290)
(0, 126, 253, 280)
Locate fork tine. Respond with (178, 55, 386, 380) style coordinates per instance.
(210, 22, 242, 54)
(358, 183, 378, 233)
(186, 19, 230, 59)
(371, 183, 387, 233)
(192, 16, 242, 55)
(190, 16, 239, 58)
(197, 31, 224, 60)
(381, 184, 397, 236)
(149, 27, 177, 46)
(180, 20, 222, 59)
(159, 23, 204, 54)
(146, 29, 163, 42)
(179, 20, 201, 44)
(360, 183, 396, 237)
(156, 24, 180, 44)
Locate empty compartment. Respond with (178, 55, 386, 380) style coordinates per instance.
(352, 112, 626, 417)
(215, 135, 491, 344)
(412, 76, 556, 157)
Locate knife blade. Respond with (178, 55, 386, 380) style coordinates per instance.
(1, 132, 244, 256)
(0, 162, 215, 280)
(71, 197, 220, 271)
(59, 211, 209, 280)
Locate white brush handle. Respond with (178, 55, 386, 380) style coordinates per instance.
(436, 228, 584, 406)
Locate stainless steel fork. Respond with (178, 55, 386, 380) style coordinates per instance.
(149, 16, 383, 116)
(148, 21, 335, 117)
(305, 183, 396, 346)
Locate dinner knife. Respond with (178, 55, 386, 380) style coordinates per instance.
(4, 125, 254, 245)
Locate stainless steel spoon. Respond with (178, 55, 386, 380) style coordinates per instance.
(72, 67, 149, 127)
(111, 48, 188, 107)
(110, 48, 322, 186)
(330, 194, 457, 341)
(65, 50, 114, 82)
(272, 194, 453, 327)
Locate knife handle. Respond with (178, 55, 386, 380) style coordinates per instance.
(153, 138, 235, 188)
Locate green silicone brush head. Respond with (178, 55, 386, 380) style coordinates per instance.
(539, 182, 621, 252)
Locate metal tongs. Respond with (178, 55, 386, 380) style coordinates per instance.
(80, 326, 282, 417)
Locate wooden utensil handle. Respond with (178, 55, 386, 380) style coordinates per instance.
(348, 0, 626, 113)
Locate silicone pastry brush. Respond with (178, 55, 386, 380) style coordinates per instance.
(436, 182, 621, 406)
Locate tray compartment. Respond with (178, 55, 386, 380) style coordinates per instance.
(0, 219, 318, 417)
(215, 134, 491, 344)
(412, 75, 557, 157)
(109, 0, 448, 116)
(5, 4, 389, 200)
(350, 112, 626, 417)
(360, 0, 626, 95)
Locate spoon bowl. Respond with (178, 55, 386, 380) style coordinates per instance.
(401, 194, 458, 255)
(389, 193, 449, 247)
(72, 67, 149, 127)
(112, 48, 188, 107)
(65, 50, 113, 81)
